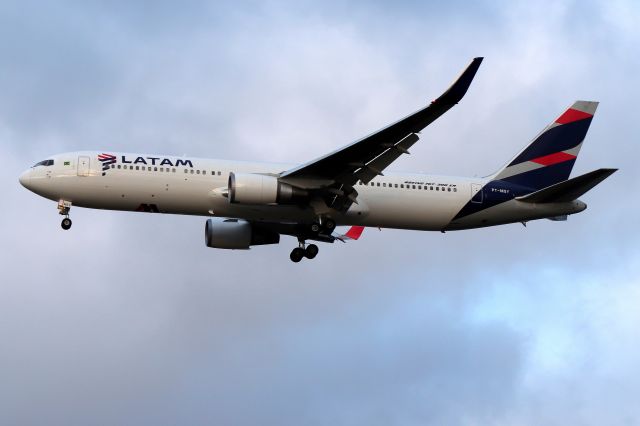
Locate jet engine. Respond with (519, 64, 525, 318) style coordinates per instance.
(228, 172, 307, 204)
(205, 218, 280, 249)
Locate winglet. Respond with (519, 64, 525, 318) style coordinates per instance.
(335, 226, 365, 242)
(433, 57, 484, 106)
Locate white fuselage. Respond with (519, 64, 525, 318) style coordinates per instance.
(19, 151, 586, 231)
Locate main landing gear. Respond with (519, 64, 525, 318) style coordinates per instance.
(290, 240, 319, 263)
(58, 200, 72, 230)
(310, 217, 335, 235)
(290, 217, 334, 262)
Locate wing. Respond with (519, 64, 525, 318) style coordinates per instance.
(335, 226, 365, 242)
(279, 57, 483, 211)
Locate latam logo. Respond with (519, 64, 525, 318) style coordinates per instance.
(121, 155, 194, 168)
(97, 154, 195, 176)
(98, 153, 117, 176)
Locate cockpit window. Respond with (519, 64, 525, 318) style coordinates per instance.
(33, 159, 54, 167)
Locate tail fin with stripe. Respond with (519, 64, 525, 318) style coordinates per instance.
(492, 101, 598, 190)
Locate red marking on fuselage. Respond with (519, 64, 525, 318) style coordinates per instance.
(555, 108, 592, 124)
(530, 151, 577, 166)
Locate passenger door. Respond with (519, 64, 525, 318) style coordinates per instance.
(471, 183, 483, 203)
(77, 156, 90, 177)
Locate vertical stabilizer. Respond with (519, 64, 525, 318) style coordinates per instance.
(492, 101, 598, 190)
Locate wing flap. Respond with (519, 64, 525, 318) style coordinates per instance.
(355, 133, 419, 184)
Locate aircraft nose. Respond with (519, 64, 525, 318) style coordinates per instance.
(19, 169, 31, 188)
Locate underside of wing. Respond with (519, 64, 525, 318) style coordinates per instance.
(279, 57, 483, 212)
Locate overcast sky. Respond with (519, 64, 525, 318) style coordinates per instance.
(1, 1, 639, 425)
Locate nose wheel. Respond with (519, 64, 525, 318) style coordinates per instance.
(58, 200, 72, 230)
(290, 241, 319, 262)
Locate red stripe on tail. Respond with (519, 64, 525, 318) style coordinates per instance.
(530, 151, 577, 166)
(555, 108, 592, 124)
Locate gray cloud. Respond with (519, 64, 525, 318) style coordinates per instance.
(1, 0, 639, 425)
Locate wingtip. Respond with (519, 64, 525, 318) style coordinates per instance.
(434, 57, 483, 105)
(344, 226, 365, 240)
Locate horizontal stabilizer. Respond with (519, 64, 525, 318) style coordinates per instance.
(517, 168, 617, 203)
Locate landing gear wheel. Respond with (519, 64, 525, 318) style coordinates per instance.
(61, 217, 72, 230)
(305, 244, 319, 259)
(290, 247, 305, 263)
(324, 219, 336, 231)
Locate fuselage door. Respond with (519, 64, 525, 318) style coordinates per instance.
(77, 156, 90, 177)
(471, 183, 483, 203)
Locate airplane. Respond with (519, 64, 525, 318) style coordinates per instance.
(19, 57, 616, 262)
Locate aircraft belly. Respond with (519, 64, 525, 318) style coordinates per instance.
(445, 199, 581, 230)
(356, 191, 466, 231)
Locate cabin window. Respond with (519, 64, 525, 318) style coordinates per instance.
(197, 170, 200, 174)
(172, 168, 176, 173)
(190, 169, 194, 174)
(217, 171, 221, 176)
(453, 187, 457, 192)
(383, 183, 386, 187)
(153, 167, 157, 171)
(160, 167, 164, 172)
(412, 185, 416, 189)
(448, 187, 451, 192)
(418, 186, 422, 190)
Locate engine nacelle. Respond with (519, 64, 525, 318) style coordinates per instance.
(228, 172, 307, 204)
(205, 218, 280, 249)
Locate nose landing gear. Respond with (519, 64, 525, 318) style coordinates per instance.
(290, 240, 320, 262)
(58, 200, 72, 230)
